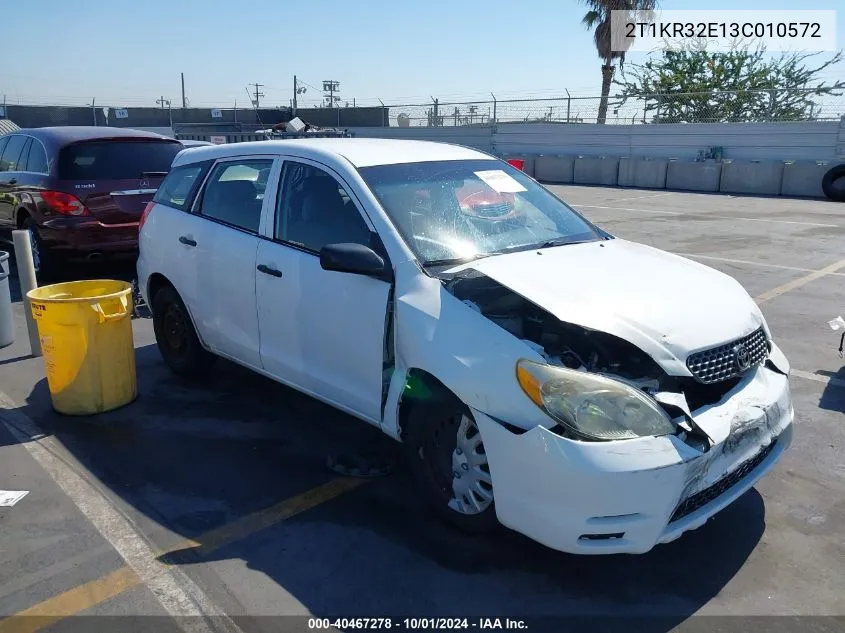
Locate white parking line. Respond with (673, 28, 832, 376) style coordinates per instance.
(572, 204, 839, 228)
(675, 253, 845, 276)
(593, 191, 674, 203)
(755, 258, 845, 304)
(791, 368, 845, 389)
(0, 390, 242, 633)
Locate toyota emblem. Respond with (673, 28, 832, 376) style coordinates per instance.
(140, 178, 150, 188)
(734, 343, 751, 371)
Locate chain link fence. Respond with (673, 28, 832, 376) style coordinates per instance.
(382, 88, 845, 127)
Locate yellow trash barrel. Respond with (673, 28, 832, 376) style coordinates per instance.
(27, 280, 137, 415)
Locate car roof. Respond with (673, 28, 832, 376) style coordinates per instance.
(171, 138, 496, 169)
(12, 126, 178, 148)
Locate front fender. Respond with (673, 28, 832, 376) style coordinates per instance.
(381, 262, 549, 439)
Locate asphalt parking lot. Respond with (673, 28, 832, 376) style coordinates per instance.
(1, 186, 844, 633)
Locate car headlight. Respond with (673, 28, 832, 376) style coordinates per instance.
(516, 359, 676, 441)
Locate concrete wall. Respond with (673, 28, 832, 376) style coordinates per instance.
(348, 125, 494, 151)
(493, 121, 841, 162)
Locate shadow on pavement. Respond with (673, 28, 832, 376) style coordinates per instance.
(4, 333, 768, 630)
(817, 366, 845, 413)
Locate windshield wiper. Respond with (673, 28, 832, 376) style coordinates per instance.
(423, 254, 490, 267)
(535, 238, 595, 249)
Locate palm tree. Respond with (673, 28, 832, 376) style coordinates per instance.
(581, 0, 657, 124)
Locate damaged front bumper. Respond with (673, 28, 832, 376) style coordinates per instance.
(475, 363, 794, 555)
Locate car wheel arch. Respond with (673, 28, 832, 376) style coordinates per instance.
(396, 368, 463, 442)
(16, 208, 30, 229)
(148, 274, 209, 351)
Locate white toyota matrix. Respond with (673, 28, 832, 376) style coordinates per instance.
(138, 139, 794, 554)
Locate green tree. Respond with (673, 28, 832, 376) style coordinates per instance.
(614, 48, 844, 123)
(581, 0, 657, 124)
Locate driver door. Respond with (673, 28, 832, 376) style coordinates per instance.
(255, 159, 391, 424)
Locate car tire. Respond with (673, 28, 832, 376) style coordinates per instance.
(152, 285, 216, 378)
(403, 397, 499, 534)
(822, 164, 845, 202)
(22, 218, 57, 282)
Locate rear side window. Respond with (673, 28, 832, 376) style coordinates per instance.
(57, 140, 183, 180)
(0, 135, 27, 172)
(17, 138, 33, 171)
(153, 162, 211, 211)
(25, 140, 49, 174)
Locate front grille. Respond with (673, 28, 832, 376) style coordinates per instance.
(669, 439, 777, 523)
(686, 327, 769, 384)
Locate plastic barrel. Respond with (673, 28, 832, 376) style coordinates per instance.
(27, 279, 137, 415)
(0, 252, 13, 348)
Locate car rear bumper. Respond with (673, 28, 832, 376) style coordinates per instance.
(39, 216, 139, 256)
(475, 364, 794, 555)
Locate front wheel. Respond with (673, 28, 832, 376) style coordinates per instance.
(152, 285, 216, 378)
(404, 398, 498, 533)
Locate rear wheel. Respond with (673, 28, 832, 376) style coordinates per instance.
(152, 285, 216, 377)
(404, 397, 498, 533)
(22, 217, 57, 281)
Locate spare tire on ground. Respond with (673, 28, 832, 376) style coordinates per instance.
(822, 164, 845, 202)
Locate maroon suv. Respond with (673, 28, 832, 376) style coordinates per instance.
(0, 127, 184, 278)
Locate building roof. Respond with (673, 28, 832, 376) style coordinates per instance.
(173, 138, 495, 169)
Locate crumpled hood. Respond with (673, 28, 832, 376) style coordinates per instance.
(456, 239, 765, 374)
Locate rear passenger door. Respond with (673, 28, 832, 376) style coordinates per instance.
(191, 156, 278, 369)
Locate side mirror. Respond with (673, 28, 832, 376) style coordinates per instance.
(320, 243, 386, 278)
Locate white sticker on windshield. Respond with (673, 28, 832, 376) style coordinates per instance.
(474, 170, 527, 193)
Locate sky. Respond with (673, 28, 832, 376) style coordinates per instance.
(1, 0, 843, 109)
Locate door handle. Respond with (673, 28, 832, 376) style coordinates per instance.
(257, 264, 283, 278)
(178, 236, 197, 247)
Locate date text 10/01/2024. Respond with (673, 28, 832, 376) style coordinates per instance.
(308, 618, 528, 630)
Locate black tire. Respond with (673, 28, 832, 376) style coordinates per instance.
(152, 285, 216, 378)
(822, 164, 845, 202)
(22, 217, 58, 282)
(403, 397, 498, 534)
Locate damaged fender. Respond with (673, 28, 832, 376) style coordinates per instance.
(381, 260, 552, 440)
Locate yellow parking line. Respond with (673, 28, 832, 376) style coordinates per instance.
(0, 476, 369, 632)
(755, 258, 845, 304)
(160, 475, 369, 559)
(0, 567, 140, 633)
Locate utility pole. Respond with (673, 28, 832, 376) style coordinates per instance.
(293, 75, 297, 116)
(322, 80, 340, 108)
(157, 96, 170, 110)
(181, 72, 187, 108)
(249, 82, 265, 108)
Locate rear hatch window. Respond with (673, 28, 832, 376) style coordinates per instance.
(57, 139, 184, 224)
(58, 140, 182, 180)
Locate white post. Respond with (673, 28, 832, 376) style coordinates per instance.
(12, 230, 42, 357)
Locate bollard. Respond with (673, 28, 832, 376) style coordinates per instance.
(11, 230, 42, 357)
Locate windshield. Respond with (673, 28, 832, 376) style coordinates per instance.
(358, 159, 605, 265)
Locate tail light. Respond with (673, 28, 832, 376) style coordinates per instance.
(139, 202, 154, 231)
(41, 191, 90, 216)
(507, 158, 526, 171)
